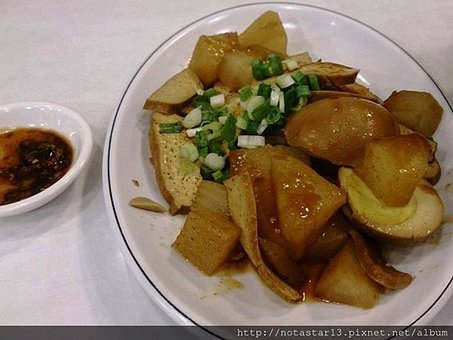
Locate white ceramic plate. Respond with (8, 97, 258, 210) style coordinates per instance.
(103, 3, 453, 328)
(0, 102, 93, 217)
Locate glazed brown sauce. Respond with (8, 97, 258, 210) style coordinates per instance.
(0, 127, 73, 205)
(220, 246, 328, 302)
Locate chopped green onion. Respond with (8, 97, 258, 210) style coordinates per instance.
(239, 86, 253, 101)
(212, 169, 228, 182)
(251, 60, 265, 80)
(237, 135, 265, 149)
(198, 146, 208, 158)
(194, 130, 208, 147)
(276, 74, 295, 88)
(159, 122, 183, 133)
(186, 127, 202, 138)
(210, 93, 225, 108)
(283, 58, 299, 71)
(268, 54, 284, 76)
(246, 121, 260, 135)
(204, 153, 225, 171)
(182, 107, 202, 129)
(256, 119, 268, 135)
(261, 63, 273, 78)
(202, 121, 223, 133)
(246, 96, 266, 120)
(251, 102, 270, 121)
(203, 88, 218, 98)
(257, 83, 272, 99)
(180, 158, 198, 177)
(284, 87, 298, 112)
(269, 88, 280, 107)
(296, 95, 309, 110)
(266, 107, 281, 124)
(207, 129, 221, 141)
(207, 140, 225, 156)
(192, 88, 218, 107)
(295, 84, 310, 97)
(292, 71, 307, 84)
(180, 143, 199, 162)
(221, 115, 237, 142)
(218, 115, 228, 125)
(278, 92, 285, 113)
(236, 116, 249, 130)
(308, 74, 321, 90)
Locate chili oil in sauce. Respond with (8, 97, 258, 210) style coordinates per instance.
(0, 127, 73, 205)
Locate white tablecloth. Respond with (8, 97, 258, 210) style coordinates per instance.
(1, 0, 452, 326)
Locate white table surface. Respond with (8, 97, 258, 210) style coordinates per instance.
(1, 0, 452, 326)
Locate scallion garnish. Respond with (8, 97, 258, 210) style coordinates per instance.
(221, 115, 237, 142)
(180, 142, 199, 162)
(182, 107, 202, 129)
(194, 130, 208, 147)
(204, 152, 225, 171)
(251, 60, 266, 80)
(159, 122, 183, 133)
(236, 116, 249, 130)
(276, 73, 295, 88)
(237, 135, 266, 149)
(212, 169, 228, 182)
(268, 54, 284, 76)
(257, 83, 272, 99)
(239, 86, 253, 101)
(308, 74, 321, 90)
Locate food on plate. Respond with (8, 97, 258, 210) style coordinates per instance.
(217, 50, 257, 91)
(315, 240, 380, 309)
(189, 32, 239, 86)
(172, 205, 241, 275)
(148, 112, 202, 214)
(339, 167, 443, 243)
(143, 10, 445, 309)
(259, 238, 306, 289)
(324, 82, 383, 103)
(191, 180, 230, 216)
(224, 172, 303, 302)
(128, 196, 167, 212)
(271, 150, 346, 259)
(143, 68, 204, 114)
(304, 212, 350, 262)
(383, 90, 443, 137)
(285, 97, 400, 166)
(284, 62, 359, 87)
(238, 10, 287, 56)
(353, 133, 432, 207)
(349, 229, 412, 290)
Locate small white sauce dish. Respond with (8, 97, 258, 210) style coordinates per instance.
(0, 102, 93, 217)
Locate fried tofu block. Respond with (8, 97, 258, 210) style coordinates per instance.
(315, 240, 380, 309)
(192, 180, 229, 216)
(259, 238, 306, 289)
(172, 206, 240, 275)
(144, 68, 203, 114)
(148, 112, 202, 214)
(224, 172, 303, 303)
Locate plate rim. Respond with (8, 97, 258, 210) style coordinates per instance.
(102, 1, 453, 329)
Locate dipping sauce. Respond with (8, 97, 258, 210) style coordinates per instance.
(0, 127, 73, 205)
